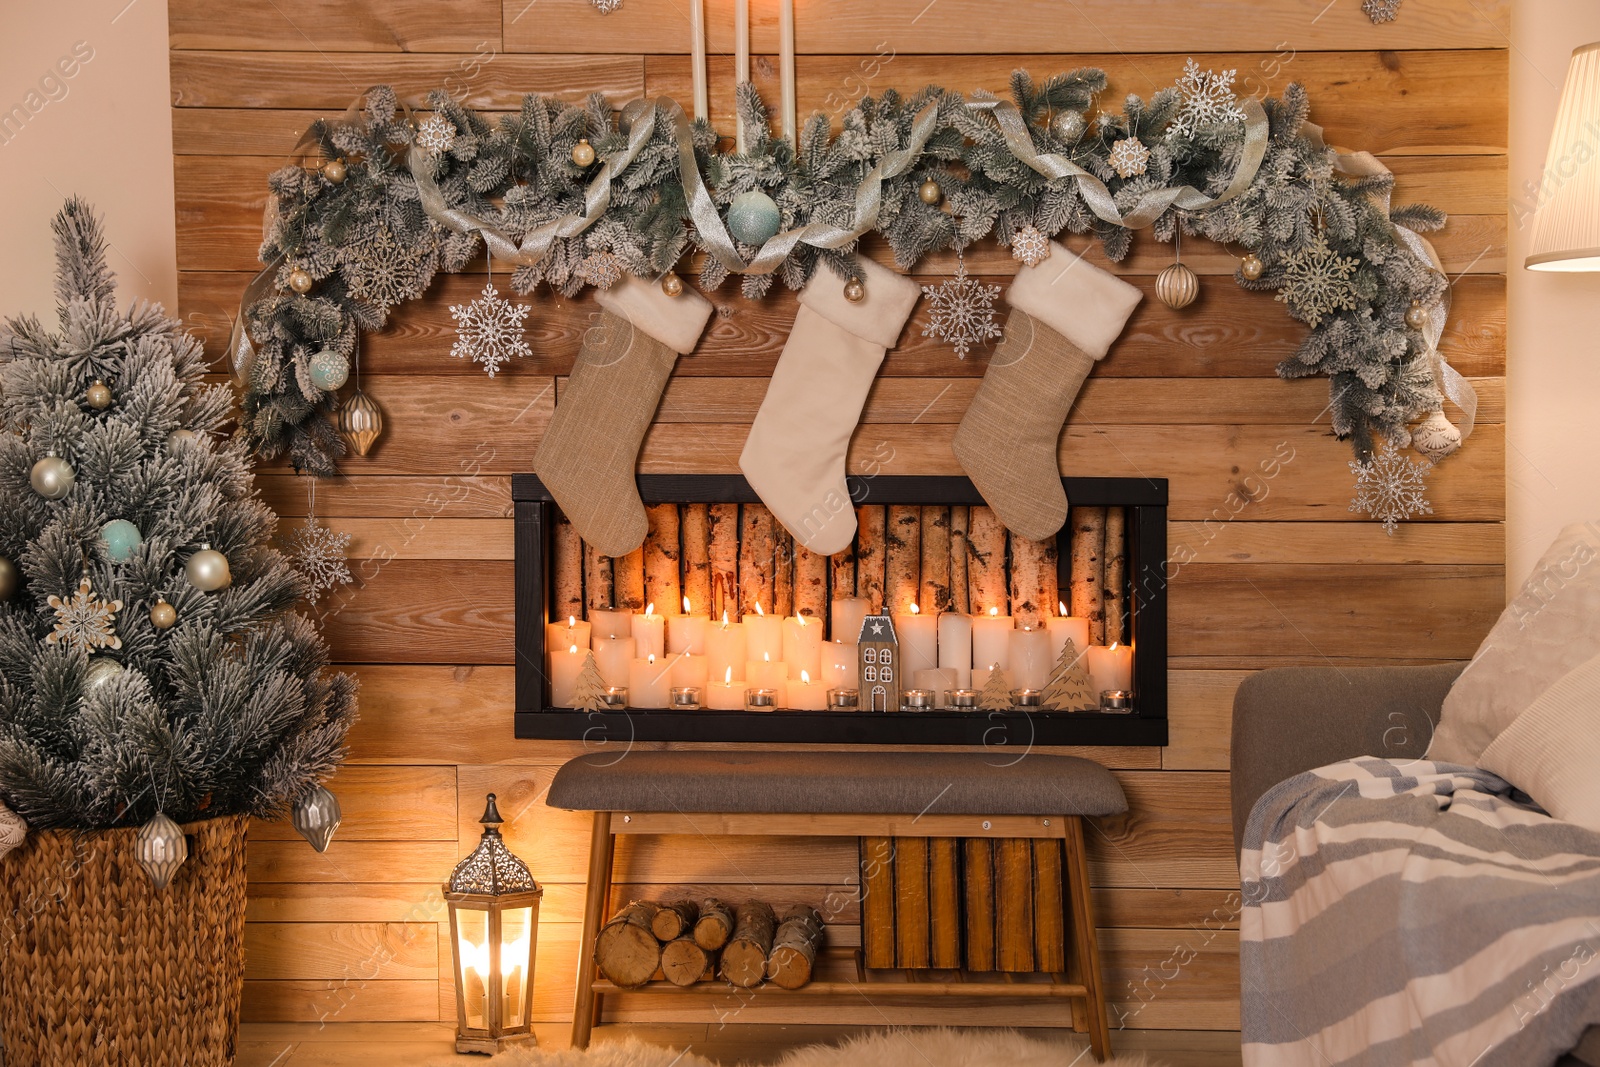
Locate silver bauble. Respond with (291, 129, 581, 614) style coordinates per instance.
(167, 428, 199, 450)
(135, 811, 188, 891)
(1411, 410, 1462, 463)
(30, 454, 75, 500)
(185, 543, 232, 592)
(0, 554, 16, 602)
(292, 785, 342, 853)
(1052, 110, 1087, 142)
(0, 799, 25, 860)
(83, 656, 124, 694)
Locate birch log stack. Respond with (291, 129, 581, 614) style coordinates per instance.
(1009, 534, 1057, 630)
(693, 898, 735, 951)
(967, 507, 1008, 616)
(643, 504, 681, 615)
(719, 901, 778, 987)
(773, 527, 794, 616)
(1103, 507, 1127, 645)
(661, 936, 713, 987)
(1070, 507, 1108, 644)
(650, 899, 699, 942)
(829, 536, 856, 601)
(594, 900, 662, 988)
(920, 506, 952, 613)
(794, 543, 827, 619)
(682, 504, 711, 613)
(885, 505, 921, 614)
(613, 547, 645, 612)
(583, 543, 614, 612)
(739, 505, 775, 614)
(855, 506, 887, 613)
(766, 905, 826, 989)
(553, 512, 584, 623)
(948, 506, 971, 615)
(708, 503, 739, 620)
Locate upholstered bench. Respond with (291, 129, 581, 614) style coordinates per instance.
(548, 749, 1128, 1060)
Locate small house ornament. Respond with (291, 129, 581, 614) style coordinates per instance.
(857, 614, 902, 713)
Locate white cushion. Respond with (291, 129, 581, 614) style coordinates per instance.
(1479, 652, 1600, 830)
(1428, 522, 1600, 765)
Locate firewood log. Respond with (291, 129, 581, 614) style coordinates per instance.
(693, 898, 735, 951)
(584, 542, 614, 611)
(948, 507, 971, 615)
(855, 507, 887, 613)
(766, 905, 825, 989)
(794, 543, 828, 619)
(1070, 507, 1107, 644)
(830, 538, 856, 600)
(682, 504, 711, 614)
(708, 504, 739, 620)
(594, 901, 663, 988)
(739, 505, 775, 614)
(920, 506, 952, 614)
(885, 505, 921, 614)
(661, 936, 713, 987)
(719, 901, 777, 988)
(967, 507, 1008, 616)
(650, 899, 700, 942)
(773, 527, 795, 616)
(553, 512, 585, 624)
(1103, 506, 1127, 645)
(644, 504, 682, 615)
(613, 547, 646, 612)
(1009, 534, 1057, 630)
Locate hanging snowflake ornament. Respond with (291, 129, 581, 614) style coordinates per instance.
(285, 516, 353, 604)
(1169, 59, 1246, 138)
(1108, 138, 1150, 179)
(345, 226, 427, 311)
(591, 0, 622, 10)
(1275, 233, 1359, 328)
(576, 250, 625, 290)
(416, 114, 457, 157)
(921, 255, 1002, 359)
(1363, 0, 1401, 22)
(450, 281, 531, 376)
(1011, 224, 1051, 269)
(46, 576, 123, 654)
(1350, 440, 1433, 534)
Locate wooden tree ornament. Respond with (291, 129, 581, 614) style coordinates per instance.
(978, 666, 1013, 711)
(1041, 638, 1097, 711)
(571, 652, 609, 712)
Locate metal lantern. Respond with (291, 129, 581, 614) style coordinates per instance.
(446, 793, 543, 1054)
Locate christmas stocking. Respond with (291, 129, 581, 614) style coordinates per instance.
(953, 242, 1142, 542)
(739, 257, 922, 555)
(534, 276, 713, 558)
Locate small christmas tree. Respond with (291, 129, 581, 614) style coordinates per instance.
(1041, 638, 1098, 711)
(0, 199, 358, 832)
(571, 651, 608, 711)
(978, 667, 1013, 712)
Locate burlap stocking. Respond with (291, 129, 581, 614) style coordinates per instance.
(739, 257, 922, 554)
(534, 276, 713, 558)
(953, 242, 1143, 542)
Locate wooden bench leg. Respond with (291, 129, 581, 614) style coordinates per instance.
(571, 812, 615, 1050)
(1064, 816, 1111, 1062)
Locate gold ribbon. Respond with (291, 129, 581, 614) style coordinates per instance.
(967, 94, 1271, 230)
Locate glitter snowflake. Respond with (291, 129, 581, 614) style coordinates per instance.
(46, 576, 122, 654)
(1011, 224, 1050, 269)
(1108, 138, 1150, 179)
(577, 250, 625, 290)
(1363, 0, 1401, 22)
(591, 0, 622, 11)
(921, 260, 1002, 359)
(285, 516, 353, 604)
(417, 114, 457, 156)
(345, 227, 426, 311)
(450, 282, 531, 376)
(1275, 234, 1359, 328)
(1169, 59, 1246, 138)
(1350, 441, 1433, 534)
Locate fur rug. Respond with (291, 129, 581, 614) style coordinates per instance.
(468, 1028, 1159, 1067)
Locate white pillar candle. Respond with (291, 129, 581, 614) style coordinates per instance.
(937, 612, 972, 677)
(667, 597, 710, 654)
(705, 616, 748, 681)
(821, 642, 859, 691)
(746, 654, 786, 692)
(831, 597, 870, 645)
(627, 653, 673, 709)
(892, 604, 939, 677)
(668, 651, 710, 689)
(972, 607, 1014, 670)
(1009, 627, 1052, 691)
(742, 605, 784, 662)
(546, 616, 592, 653)
(734, 0, 751, 153)
(913, 667, 960, 708)
(589, 609, 633, 640)
(786, 669, 827, 710)
(592, 635, 636, 688)
(1087, 642, 1135, 696)
(689, 0, 708, 122)
(631, 603, 666, 661)
(706, 666, 745, 709)
(548, 643, 586, 707)
(971, 666, 994, 693)
(778, 0, 796, 141)
(782, 614, 823, 678)
(1045, 605, 1091, 666)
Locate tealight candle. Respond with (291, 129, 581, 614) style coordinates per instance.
(831, 597, 869, 644)
(548, 643, 587, 707)
(1009, 627, 1052, 690)
(601, 686, 628, 709)
(592, 635, 636, 688)
(892, 603, 939, 677)
(937, 612, 973, 689)
(1045, 603, 1090, 665)
(782, 614, 823, 678)
(743, 603, 784, 663)
(786, 669, 827, 710)
(667, 596, 710, 654)
(546, 615, 592, 654)
(589, 609, 633, 641)
(826, 687, 860, 710)
(901, 688, 933, 712)
(972, 607, 1014, 670)
(670, 686, 703, 710)
(744, 687, 778, 711)
(668, 651, 710, 689)
(947, 688, 978, 709)
(1010, 688, 1043, 709)
(1087, 642, 1135, 695)
(631, 603, 666, 661)
(627, 653, 673, 709)
(1100, 689, 1131, 713)
(706, 667, 745, 710)
(821, 641, 859, 691)
(705, 614, 748, 681)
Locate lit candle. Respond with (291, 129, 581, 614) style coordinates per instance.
(707, 666, 745, 709)
(786, 669, 827, 710)
(778, 0, 796, 141)
(782, 613, 823, 678)
(1087, 642, 1135, 696)
(742, 602, 784, 662)
(689, 0, 709, 122)
(831, 597, 869, 644)
(821, 641, 859, 691)
(592, 634, 636, 688)
(745, 687, 780, 711)
(746, 651, 786, 693)
(589, 609, 633, 641)
(631, 602, 666, 661)
(892, 602, 939, 677)
(1009, 627, 1052, 690)
(668, 651, 710, 688)
(734, 0, 751, 153)
(628, 653, 673, 709)
(937, 612, 973, 689)
(546, 615, 592, 654)
(826, 687, 860, 710)
(670, 686, 703, 710)
(549, 643, 586, 707)
(972, 606, 1014, 671)
(913, 667, 959, 708)
(1045, 602, 1090, 665)
(667, 596, 710, 654)
(705, 612, 748, 681)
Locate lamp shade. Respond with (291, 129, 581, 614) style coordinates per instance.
(1528, 42, 1600, 271)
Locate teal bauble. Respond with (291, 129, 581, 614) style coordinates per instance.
(308, 349, 350, 391)
(726, 190, 781, 246)
(101, 519, 143, 564)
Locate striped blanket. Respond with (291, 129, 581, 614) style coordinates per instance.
(1240, 758, 1600, 1067)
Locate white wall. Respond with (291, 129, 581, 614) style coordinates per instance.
(1509, 3, 1600, 590)
(0, 0, 176, 319)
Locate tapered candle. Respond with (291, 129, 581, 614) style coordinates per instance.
(593, 635, 636, 688)
(628, 653, 673, 709)
(546, 615, 592, 654)
(631, 602, 666, 660)
(734, 0, 751, 153)
(936, 612, 973, 690)
(787, 669, 827, 710)
(669, 651, 711, 688)
(972, 606, 1014, 671)
(707, 666, 745, 709)
(1088, 642, 1135, 695)
(782, 614, 823, 678)
(589, 609, 633, 640)
(778, 0, 796, 141)
(1009, 627, 1052, 691)
(549, 643, 586, 707)
(689, 0, 709, 122)
(705, 612, 748, 681)
(892, 603, 939, 676)
(743, 602, 784, 662)
(1045, 602, 1091, 666)
(831, 597, 869, 645)
(821, 641, 859, 691)
(667, 596, 710, 654)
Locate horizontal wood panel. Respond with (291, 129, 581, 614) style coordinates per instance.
(249, 840, 461, 883)
(250, 766, 457, 840)
(1091, 773, 1237, 889)
(1169, 521, 1505, 565)
(247, 882, 448, 924)
(245, 922, 439, 981)
(336, 518, 515, 560)
(257, 474, 512, 519)
(317, 560, 516, 663)
(1163, 671, 1251, 772)
(170, 0, 503, 52)
(241, 979, 441, 1023)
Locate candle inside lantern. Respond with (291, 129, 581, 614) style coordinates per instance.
(549, 643, 586, 707)
(546, 615, 592, 654)
(707, 666, 745, 709)
(592, 634, 636, 688)
(1088, 642, 1135, 696)
(782, 613, 823, 678)
(1045, 602, 1091, 665)
(705, 612, 748, 681)
(831, 597, 869, 645)
(937, 612, 973, 689)
(1009, 627, 1052, 691)
(628, 652, 673, 709)
(892, 603, 939, 677)
(668, 651, 710, 689)
(632, 602, 666, 661)
(972, 606, 1014, 670)
(787, 669, 827, 710)
(589, 609, 633, 641)
(821, 641, 859, 691)
(667, 596, 710, 654)
(743, 602, 784, 663)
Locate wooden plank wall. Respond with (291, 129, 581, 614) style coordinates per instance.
(168, 0, 1509, 1033)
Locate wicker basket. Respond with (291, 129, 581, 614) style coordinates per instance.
(0, 814, 249, 1067)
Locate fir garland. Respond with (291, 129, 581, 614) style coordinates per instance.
(242, 69, 1451, 476)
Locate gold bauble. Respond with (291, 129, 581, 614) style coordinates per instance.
(0, 555, 16, 601)
(338, 389, 384, 457)
(30, 454, 75, 500)
(85, 379, 112, 410)
(572, 138, 596, 167)
(288, 269, 314, 294)
(918, 179, 942, 205)
(1240, 253, 1264, 281)
(661, 274, 684, 297)
(323, 159, 347, 183)
(1156, 262, 1199, 310)
(150, 598, 178, 630)
(84, 656, 124, 694)
(1405, 301, 1429, 330)
(843, 278, 865, 303)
